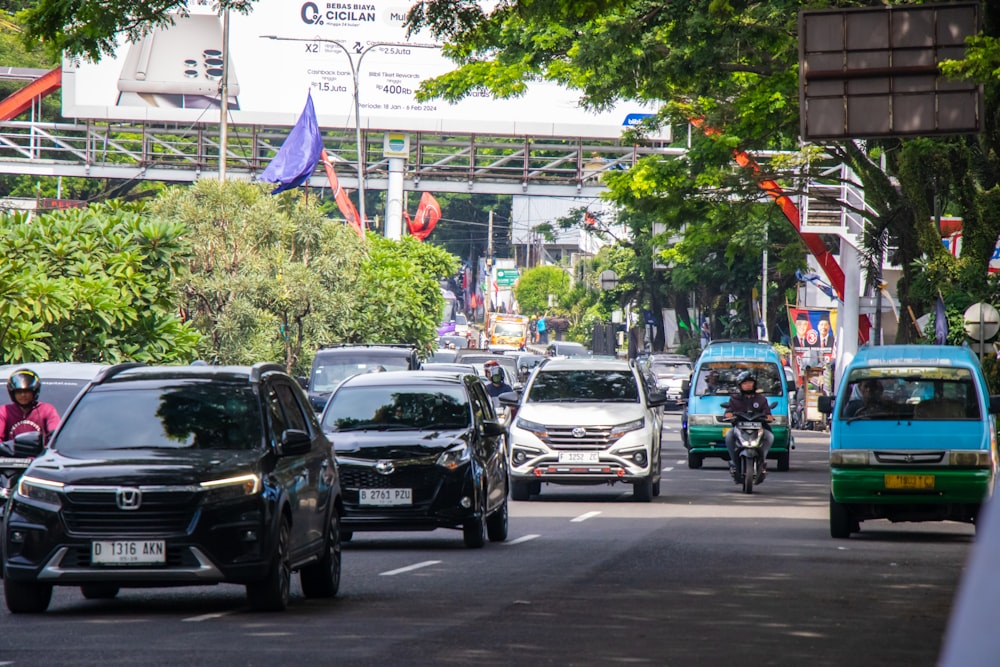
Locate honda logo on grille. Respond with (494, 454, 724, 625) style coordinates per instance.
(116, 487, 142, 510)
(572, 427, 587, 438)
(375, 460, 395, 475)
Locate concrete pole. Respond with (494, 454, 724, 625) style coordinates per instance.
(385, 157, 404, 239)
(219, 8, 230, 182)
(486, 210, 494, 314)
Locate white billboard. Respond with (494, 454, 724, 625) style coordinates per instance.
(61, 0, 663, 139)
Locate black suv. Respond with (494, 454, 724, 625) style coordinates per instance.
(2, 363, 343, 613)
(307, 344, 421, 412)
(319, 370, 509, 547)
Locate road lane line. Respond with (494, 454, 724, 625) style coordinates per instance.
(675, 459, 687, 465)
(380, 560, 442, 576)
(505, 534, 540, 545)
(183, 611, 237, 622)
(661, 466, 674, 472)
(571, 511, 601, 522)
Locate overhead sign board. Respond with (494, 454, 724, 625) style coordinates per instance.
(799, 3, 981, 140)
(495, 268, 519, 287)
(62, 0, 665, 139)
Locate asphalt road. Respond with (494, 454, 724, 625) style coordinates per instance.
(0, 413, 973, 666)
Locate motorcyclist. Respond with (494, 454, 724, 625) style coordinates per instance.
(0, 369, 60, 446)
(724, 370, 774, 481)
(483, 360, 513, 398)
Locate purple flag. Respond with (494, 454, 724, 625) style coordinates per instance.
(935, 295, 948, 344)
(259, 92, 323, 194)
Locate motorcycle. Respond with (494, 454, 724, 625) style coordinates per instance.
(0, 431, 44, 516)
(722, 401, 776, 494)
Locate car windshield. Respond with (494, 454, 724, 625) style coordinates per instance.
(494, 322, 524, 336)
(527, 369, 639, 402)
(322, 385, 471, 434)
(694, 362, 783, 396)
(651, 362, 691, 378)
(54, 383, 263, 452)
(551, 344, 589, 357)
(311, 354, 412, 392)
(840, 366, 981, 421)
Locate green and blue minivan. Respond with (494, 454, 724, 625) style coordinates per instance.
(682, 341, 793, 470)
(820, 344, 1000, 538)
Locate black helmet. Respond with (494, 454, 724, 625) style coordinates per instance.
(7, 369, 41, 402)
(489, 367, 504, 384)
(736, 370, 756, 390)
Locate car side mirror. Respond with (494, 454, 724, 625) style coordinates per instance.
(647, 391, 667, 407)
(481, 421, 507, 438)
(12, 431, 44, 457)
(817, 395, 834, 414)
(498, 391, 520, 408)
(277, 429, 312, 456)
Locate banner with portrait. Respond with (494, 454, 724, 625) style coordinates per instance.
(787, 306, 837, 384)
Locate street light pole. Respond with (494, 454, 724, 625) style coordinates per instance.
(261, 36, 439, 232)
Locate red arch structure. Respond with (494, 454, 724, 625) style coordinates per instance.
(0, 67, 61, 121)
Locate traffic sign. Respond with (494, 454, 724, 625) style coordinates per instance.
(495, 269, 519, 287)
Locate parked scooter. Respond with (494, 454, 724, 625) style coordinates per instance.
(722, 401, 777, 494)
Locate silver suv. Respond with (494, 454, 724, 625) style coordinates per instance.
(500, 358, 666, 501)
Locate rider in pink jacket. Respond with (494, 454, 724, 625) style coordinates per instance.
(0, 369, 60, 445)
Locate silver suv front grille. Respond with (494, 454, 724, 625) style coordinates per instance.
(541, 425, 614, 449)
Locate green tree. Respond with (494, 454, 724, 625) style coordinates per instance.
(355, 236, 459, 356)
(150, 180, 366, 374)
(0, 200, 200, 363)
(406, 0, 1000, 343)
(515, 265, 571, 315)
(151, 180, 457, 373)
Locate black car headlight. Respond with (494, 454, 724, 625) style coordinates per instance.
(200, 473, 261, 502)
(16, 475, 64, 507)
(437, 443, 471, 470)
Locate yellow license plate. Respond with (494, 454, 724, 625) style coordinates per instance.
(884, 474, 935, 490)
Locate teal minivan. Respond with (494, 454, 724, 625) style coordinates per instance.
(683, 341, 793, 470)
(820, 344, 1000, 538)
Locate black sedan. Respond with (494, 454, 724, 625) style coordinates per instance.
(319, 371, 509, 547)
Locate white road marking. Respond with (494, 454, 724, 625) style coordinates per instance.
(676, 459, 687, 465)
(183, 611, 237, 622)
(380, 560, 442, 576)
(661, 466, 675, 472)
(505, 534, 540, 545)
(571, 511, 602, 522)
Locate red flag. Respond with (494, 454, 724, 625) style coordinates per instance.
(321, 150, 363, 237)
(407, 192, 441, 241)
(584, 211, 597, 225)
